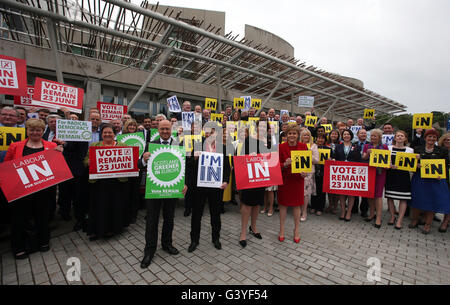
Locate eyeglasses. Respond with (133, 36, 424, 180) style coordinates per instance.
(1, 113, 18, 117)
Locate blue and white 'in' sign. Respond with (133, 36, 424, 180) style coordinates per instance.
(241, 96, 251, 111)
(182, 112, 194, 130)
(382, 134, 394, 146)
(167, 95, 181, 113)
(197, 152, 223, 188)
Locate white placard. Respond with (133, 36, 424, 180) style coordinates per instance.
(241, 96, 252, 111)
(197, 152, 223, 188)
(280, 110, 289, 121)
(182, 112, 195, 130)
(382, 134, 394, 146)
(298, 96, 315, 108)
(167, 96, 181, 113)
(56, 119, 92, 142)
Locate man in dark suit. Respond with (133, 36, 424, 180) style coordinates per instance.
(140, 120, 188, 268)
(42, 114, 61, 142)
(352, 128, 370, 217)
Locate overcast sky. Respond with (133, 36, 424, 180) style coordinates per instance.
(145, 0, 449, 114)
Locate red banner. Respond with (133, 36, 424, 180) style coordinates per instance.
(32, 77, 84, 113)
(233, 152, 283, 190)
(13, 85, 34, 109)
(0, 55, 27, 96)
(97, 102, 128, 122)
(0, 150, 73, 203)
(89, 146, 139, 179)
(323, 160, 376, 198)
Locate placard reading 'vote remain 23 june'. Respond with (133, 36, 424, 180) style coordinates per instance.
(145, 144, 185, 199)
(89, 146, 139, 179)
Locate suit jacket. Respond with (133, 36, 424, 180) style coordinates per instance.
(4, 139, 57, 161)
(42, 127, 54, 141)
(63, 141, 89, 177)
(332, 143, 361, 162)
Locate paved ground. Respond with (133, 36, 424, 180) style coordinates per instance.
(0, 201, 449, 285)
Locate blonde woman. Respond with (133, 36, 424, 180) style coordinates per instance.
(123, 119, 138, 134)
(299, 128, 319, 221)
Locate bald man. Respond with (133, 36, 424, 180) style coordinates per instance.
(140, 120, 188, 268)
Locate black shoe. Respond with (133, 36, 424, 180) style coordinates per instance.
(438, 226, 448, 233)
(395, 225, 402, 230)
(188, 242, 198, 253)
(40, 245, 50, 252)
(61, 214, 71, 221)
(184, 209, 191, 217)
(239, 240, 247, 248)
(361, 212, 368, 218)
(249, 226, 262, 239)
(14, 252, 28, 260)
(344, 217, 351, 222)
(339, 216, 345, 221)
(374, 223, 381, 229)
(73, 221, 83, 232)
(364, 216, 375, 222)
(89, 235, 98, 241)
(388, 218, 396, 226)
(213, 240, 222, 250)
(140, 254, 153, 269)
(130, 216, 137, 224)
(162, 245, 179, 255)
(433, 216, 441, 222)
(408, 222, 419, 229)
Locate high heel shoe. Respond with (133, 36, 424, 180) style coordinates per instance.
(364, 216, 375, 222)
(249, 226, 262, 239)
(374, 223, 382, 229)
(388, 217, 396, 226)
(294, 237, 301, 244)
(278, 236, 285, 242)
(239, 240, 247, 248)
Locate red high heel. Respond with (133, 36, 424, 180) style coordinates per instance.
(294, 237, 301, 243)
(278, 236, 285, 242)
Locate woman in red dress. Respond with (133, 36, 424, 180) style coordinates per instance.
(277, 124, 308, 243)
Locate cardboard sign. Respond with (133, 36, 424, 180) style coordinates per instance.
(0, 127, 26, 151)
(364, 109, 375, 119)
(211, 113, 224, 123)
(32, 78, 84, 113)
(116, 132, 146, 157)
(298, 96, 314, 108)
(305, 116, 318, 128)
(182, 112, 195, 131)
(197, 152, 223, 188)
(233, 98, 245, 109)
(291, 150, 312, 173)
(350, 126, 362, 136)
(0, 55, 27, 96)
(97, 102, 128, 122)
(251, 99, 262, 110)
(394, 152, 418, 172)
(323, 160, 376, 198)
(280, 110, 289, 121)
(322, 124, 333, 133)
(167, 96, 181, 113)
(413, 113, 433, 129)
(205, 98, 217, 111)
(89, 146, 139, 179)
(241, 96, 251, 111)
(248, 117, 260, 123)
(0, 150, 73, 202)
(318, 149, 331, 165)
(369, 149, 391, 169)
(13, 85, 34, 109)
(382, 134, 394, 146)
(145, 144, 185, 199)
(56, 119, 92, 142)
(27, 113, 39, 119)
(420, 159, 446, 179)
(233, 152, 282, 190)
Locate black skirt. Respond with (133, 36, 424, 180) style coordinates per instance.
(240, 187, 265, 207)
(385, 169, 412, 200)
(87, 179, 130, 238)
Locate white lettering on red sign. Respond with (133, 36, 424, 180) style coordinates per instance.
(0, 59, 18, 89)
(95, 148, 134, 173)
(329, 166, 368, 191)
(100, 104, 125, 121)
(41, 81, 78, 106)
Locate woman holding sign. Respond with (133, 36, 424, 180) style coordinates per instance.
(85, 124, 130, 241)
(362, 129, 389, 228)
(385, 131, 414, 230)
(332, 129, 361, 221)
(278, 124, 308, 243)
(4, 119, 63, 259)
(438, 133, 450, 232)
(409, 129, 449, 234)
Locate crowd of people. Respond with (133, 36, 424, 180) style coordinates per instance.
(0, 102, 449, 270)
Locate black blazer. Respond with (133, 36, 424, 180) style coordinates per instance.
(63, 141, 89, 177)
(332, 143, 361, 162)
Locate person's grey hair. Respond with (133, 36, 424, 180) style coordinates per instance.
(46, 114, 61, 123)
(370, 128, 383, 139)
(156, 114, 167, 120)
(1, 106, 19, 116)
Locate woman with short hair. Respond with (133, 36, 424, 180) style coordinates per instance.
(4, 119, 63, 259)
(362, 129, 389, 228)
(409, 129, 450, 234)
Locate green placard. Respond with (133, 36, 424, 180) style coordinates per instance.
(145, 143, 185, 199)
(116, 132, 146, 157)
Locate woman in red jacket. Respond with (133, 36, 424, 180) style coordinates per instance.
(4, 119, 63, 259)
(277, 124, 308, 243)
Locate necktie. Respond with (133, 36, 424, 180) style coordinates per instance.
(145, 130, 150, 143)
(162, 141, 169, 145)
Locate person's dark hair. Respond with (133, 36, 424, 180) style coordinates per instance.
(100, 123, 114, 134)
(328, 129, 341, 144)
(342, 129, 354, 140)
(383, 123, 393, 128)
(14, 106, 27, 113)
(316, 134, 327, 144)
(38, 108, 50, 114)
(316, 125, 325, 133)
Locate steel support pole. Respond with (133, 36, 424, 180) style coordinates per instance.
(216, 66, 222, 113)
(321, 99, 339, 119)
(46, 18, 64, 83)
(128, 48, 173, 109)
(256, 80, 283, 116)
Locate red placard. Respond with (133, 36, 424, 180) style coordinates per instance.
(322, 160, 376, 198)
(13, 85, 34, 109)
(97, 102, 128, 122)
(32, 77, 84, 113)
(89, 146, 139, 179)
(233, 152, 283, 190)
(0, 150, 73, 203)
(0, 55, 27, 96)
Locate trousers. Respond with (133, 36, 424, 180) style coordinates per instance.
(190, 188, 223, 243)
(144, 198, 176, 254)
